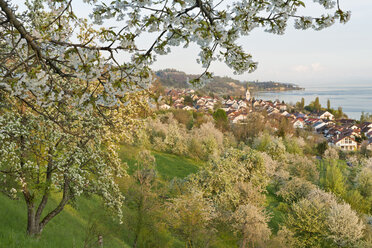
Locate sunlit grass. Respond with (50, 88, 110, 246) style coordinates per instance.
(1, 145, 201, 247)
(0, 194, 128, 248)
(119, 144, 203, 180)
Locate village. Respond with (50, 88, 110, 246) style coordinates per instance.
(158, 88, 372, 152)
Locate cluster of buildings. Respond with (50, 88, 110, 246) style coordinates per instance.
(159, 88, 372, 152)
(286, 112, 372, 151)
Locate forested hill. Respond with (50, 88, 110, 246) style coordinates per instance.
(155, 69, 303, 96)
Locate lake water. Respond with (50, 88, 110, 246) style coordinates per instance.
(254, 85, 372, 120)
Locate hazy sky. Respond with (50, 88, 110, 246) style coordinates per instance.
(150, 1, 372, 87)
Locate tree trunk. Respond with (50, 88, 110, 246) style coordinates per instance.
(26, 202, 45, 236)
(24, 177, 70, 237)
(133, 195, 144, 248)
(240, 239, 247, 248)
(240, 234, 248, 248)
(26, 203, 39, 236)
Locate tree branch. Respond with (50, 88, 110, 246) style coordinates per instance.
(35, 149, 54, 223)
(0, 0, 73, 77)
(43, 0, 72, 29)
(39, 175, 70, 231)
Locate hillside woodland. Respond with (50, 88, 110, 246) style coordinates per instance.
(3, 108, 372, 248)
(155, 69, 302, 97)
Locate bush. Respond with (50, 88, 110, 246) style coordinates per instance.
(276, 177, 316, 203)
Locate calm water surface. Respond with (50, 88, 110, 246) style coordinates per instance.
(254, 85, 372, 120)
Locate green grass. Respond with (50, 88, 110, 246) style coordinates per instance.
(1, 145, 202, 248)
(119, 145, 203, 180)
(265, 184, 287, 234)
(0, 194, 128, 248)
(153, 152, 201, 180)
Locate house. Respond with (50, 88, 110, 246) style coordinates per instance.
(228, 111, 240, 122)
(252, 100, 260, 108)
(159, 104, 171, 110)
(174, 98, 184, 104)
(367, 138, 372, 150)
(331, 135, 358, 151)
(273, 100, 281, 106)
(326, 126, 343, 139)
(174, 103, 184, 109)
(183, 106, 194, 111)
(367, 131, 372, 138)
(316, 125, 328, 134)
(306, 118, 321, 125)
(268, 108, 280, 115)
(232, 114, 247, 124)
(350, 129, 361, 138)
(361, 122, 372, 129)
(294, 112, 307, 119)
(205, 101, 215, 110)
(167, 89, 180, 98)
(231, 102, 239, 110)
(293, 118, 305, 129)
(313, 121, 326, 131)
(276, 103, 287, 111)
(286, 113, 296, 118)
(196, 98, 206, 105)
(259, 100, 267, 107)
(338, 119, 356, 125)
(237, 100, 247, 109)
(348, 124, 360, 130)
(318, 111, 334, 120)
(225, 99, 235, 106)
(361, 122, 372, 135)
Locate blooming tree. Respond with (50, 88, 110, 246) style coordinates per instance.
(191, 148, 269, 211)
(166, 189, 217, 247)
(287, 188, 365, 247)
(231, 204, 271, 248)
(326, 203, 364, 247)
(0, 92, 147, 236)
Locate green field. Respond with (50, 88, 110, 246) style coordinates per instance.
(0, 194, 128, 248)
(0, 145, 202, 248)
(119, 145, 202, 180)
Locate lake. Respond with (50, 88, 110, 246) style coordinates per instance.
(254, 85, 372, 120)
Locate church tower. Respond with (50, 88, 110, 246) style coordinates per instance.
(245, 88, 251, 101)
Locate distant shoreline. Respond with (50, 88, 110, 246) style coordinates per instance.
(255, 85, 372, 120)
(255, 88, 305, 93)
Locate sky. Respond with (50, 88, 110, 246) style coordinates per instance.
(149, 1, 372, 87)
(12, 0, 372, 87)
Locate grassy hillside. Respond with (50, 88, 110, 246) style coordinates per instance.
(119, 145, 202, 180)
(0, 194, 128, 248)
(0, 145, 202, 248)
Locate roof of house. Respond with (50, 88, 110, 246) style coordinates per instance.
(331, 133, 357, 144)
(338, 119, 356, 124)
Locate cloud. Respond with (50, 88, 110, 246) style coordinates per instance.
(292, 63, 324, 73)
(311, 63, 324, 72)
(293, 65, 310, 73)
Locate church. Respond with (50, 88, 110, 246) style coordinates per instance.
(245, 89, 251, 101)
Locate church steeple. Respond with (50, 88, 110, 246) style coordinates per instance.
(245, 88, 251, 101)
